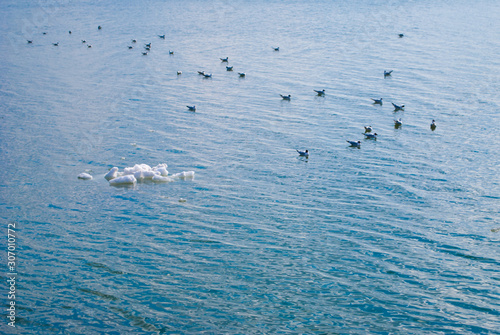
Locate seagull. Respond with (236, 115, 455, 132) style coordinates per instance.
(273, 47, 279, 51)
(81, 40, 86, 43)
(198, 71, 206, 75)
(363, 132, 378, 139)
(280, 94, 291, 100)
(220, 57, 229, 62)
(392, 103, 405, 111)
(372, 98, 383, 105)
(203, 73, 212, 78)
(169, 50, 174, 55)
(394, 118, 403, 127)
(158, 35, 165, 39)
(297, 149, 309, 157)
(142, 52, 148, 56)
(314, 89, 326, 96)
(52, 42, 59, 46)
(145, 43, 151, 48)
(364, 126, 373, 133)
(69, 31, 72, 34)
(398, 33, 404, 38)
(186, 106, 196, 111)
(177, 71, 182, 75)
(384, 70, 393, 77)
(128, 46, 133, 49)
(430, 120, 436, 131)
(27, 40, 33, 44)
(87, 44, 92, 48)
(132, 39, 137, 43)
(226, 66, 233, 71)
(42, 32, 47, 35)
(144, 46, 150, 51)
(98, 25, 102, 30)
(238, 72, 246, 77)
(347, 140, 361, 147)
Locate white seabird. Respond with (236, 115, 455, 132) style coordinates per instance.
(372, 98, 383, 105)
(347, 140, 361, 147)
(392, 103, 405, 111)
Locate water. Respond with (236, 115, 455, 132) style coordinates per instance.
(1, 0, 500, 334)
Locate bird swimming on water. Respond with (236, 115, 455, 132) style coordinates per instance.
(226, 66, 233, 71)
(347, 140, 361, 148)
(392, 103, 405, 111)
(238, 72, 246, 77)
(273, 47, 279, 51)
(363, 132, 378, 139)
(186, 106, 196, 111)
(430, 120, 436, 131)
(27, 40, 33, 44)
(384, 70, 393, 77)
(364, 126, 373, 133)
(314, 89, 326, 96)
(372, 98, 383, 105)
(394, 118, 403, 128)
(52, 42, 59, 46)
(220, 57, 228, 62)
(158, 35, 165, 39)
(296, 149, 309, 157)
(280, 94, 291, 100)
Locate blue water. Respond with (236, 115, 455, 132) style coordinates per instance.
(1, 0, 500, 334)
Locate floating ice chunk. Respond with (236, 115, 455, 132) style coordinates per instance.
(154, 167, 169, 176)
(109, 175, 136, 185)
(104, 167, 119, 180)
(134, 170, 159, 180)
(124, 164, 152, 175)
(170, 171, 195, 179)
(78, 173, 93, 180)
(152, 175, 174, 183)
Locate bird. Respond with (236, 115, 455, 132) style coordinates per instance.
(364, 126, 373, 133)
(81, 40, 86, 43)
(273, 47, 279, 51)
(296, 149, 309, 157)
(186, 106, 196, 111)
(142, 52, 148, 56)
(169, 50, 174, 55)
(392, 103, 405, 111)
(198, 71, 206, 75)
(128, 46, 133, 49)
(394, 118, 402, 128)
(347, 140, 361, 147)
(398, 33, 404, 38)
(27, 40, 33, 44)
(363, 132, 378, 139)
(158, 35, 165, 39)
(144, 46, 150, 51)
(132, 39, 137, 43)
(177, 71, 182, 75)
(384, 70, 393, 77)
(220, 57, 228, 62)
(145, 43, 151, 48)
(203, 73, 212, 78)
(42, 32, 47, 35)
(226, 66, 233, 71)
(314, 89, 326, 96)
(280, 94, 291, 100)
(430, 120, 436, 131)
(371, 98, 383, 105)
(98, 25, 102, 30)
(87, 44, 92, 48)
(52, 42, 59, 46)
(238, 72, 246, 77)
(68, 31, 72, 34)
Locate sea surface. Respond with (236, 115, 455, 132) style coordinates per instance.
(1, 0, 500, 334)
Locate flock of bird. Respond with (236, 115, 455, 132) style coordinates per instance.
(27, 27, 436, 157)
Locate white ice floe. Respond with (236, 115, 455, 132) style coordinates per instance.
(109, 175, 137, 185)
(170, 171, 195, 179)
(105, 163, 193, 185)
(104, 167, 119, 180)
(78, 173, 93, 180)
